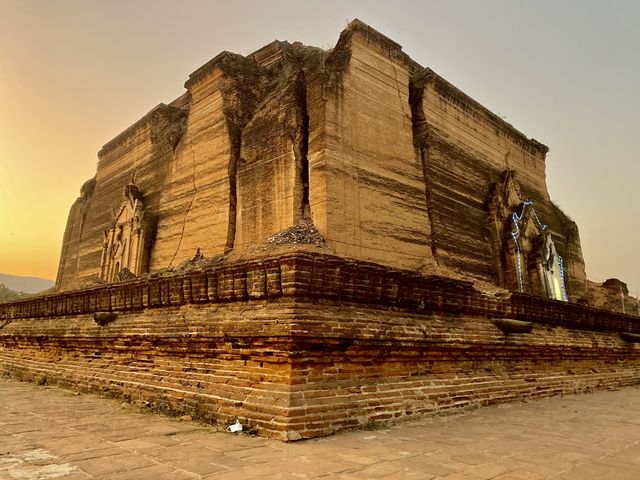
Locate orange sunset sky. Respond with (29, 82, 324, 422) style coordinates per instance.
(1, 0, 638, 295)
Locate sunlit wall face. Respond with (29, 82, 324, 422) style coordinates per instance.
(0, 0, 638, 295)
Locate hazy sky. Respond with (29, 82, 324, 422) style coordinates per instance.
(1, 0, 638, 295)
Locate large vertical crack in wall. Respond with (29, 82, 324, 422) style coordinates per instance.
(232, 43, 325, 249)
(291, 69, 311, 220)
(410, 71, 439, 263)
(218, 54, 268, 253)
(225, 127, 240, 253)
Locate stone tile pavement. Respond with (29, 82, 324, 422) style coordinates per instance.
(1, 379, 640, 479)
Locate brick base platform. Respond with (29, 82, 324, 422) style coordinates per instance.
(1, 253, 639, 440)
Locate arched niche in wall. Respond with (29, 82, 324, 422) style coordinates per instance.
(100, 183, 153, 282)
(488, 171, 567, 301)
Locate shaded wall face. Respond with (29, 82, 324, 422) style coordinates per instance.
(419, 82, 586, 295)
(55, 197, 89, 289)
(419, 84, 547, 282)
(423, 84, 549, 194)
(308, 31, 433, 269)
(563, 225, 587, 298)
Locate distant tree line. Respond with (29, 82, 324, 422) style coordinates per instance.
(0, 283, 31, 303)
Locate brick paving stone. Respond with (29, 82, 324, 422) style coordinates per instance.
(63, 447, 125, 463)
(206, 454, 248, 470)
(169, 458, 228, 476)
(3, 378, 640, 479)
(337, 463, 405, 478)
(103, 465, 198, 480)
(71, 457, 132, 476)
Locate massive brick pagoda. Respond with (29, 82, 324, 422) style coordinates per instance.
(55, 19, 586, 301)
(3, 20, 637, 441)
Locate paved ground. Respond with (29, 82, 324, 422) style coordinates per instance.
(1, 380, 640, 479)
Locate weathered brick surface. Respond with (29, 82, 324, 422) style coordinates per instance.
(1, 252, 640, 440)
(4, 252, 635, 330)
(55, 20, 588, 302)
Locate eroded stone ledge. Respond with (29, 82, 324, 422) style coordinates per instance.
(2, 252, 638, 334)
